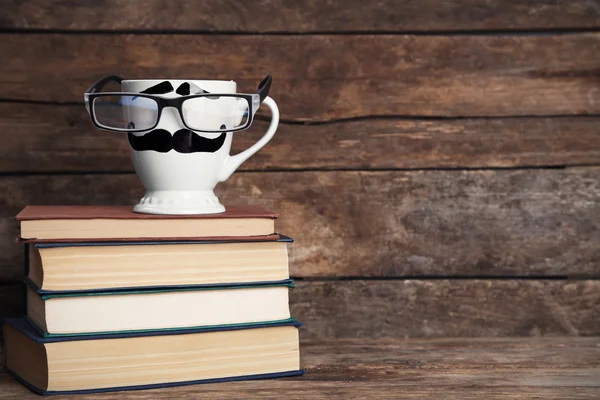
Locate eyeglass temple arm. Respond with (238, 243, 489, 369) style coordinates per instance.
(85, 75, 124, 94)
(256, 75, 272, 103)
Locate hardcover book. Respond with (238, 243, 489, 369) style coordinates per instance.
(3, 318, 303, 395)
(26, 280, 294, 337)
(17, 205, 278, 241)
(26, 235, 292, 291)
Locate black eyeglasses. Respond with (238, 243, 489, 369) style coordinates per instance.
(84, 75, 272, 133)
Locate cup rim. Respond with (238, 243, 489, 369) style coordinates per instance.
(122, 79, 236, 84)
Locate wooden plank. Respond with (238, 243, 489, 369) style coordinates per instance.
(301, 337, 600, 368)
(2, 0, 600, 32)
(1, 338, 599, 399)
(3, 34, 600, 118)
(1, 280, 599, 338)
(293, 280, 600, 338)
(2, 103, 600, 172)
(0, 169, 598, 280)
(0, 373, 599, 400)
(0, 338, 599, 399)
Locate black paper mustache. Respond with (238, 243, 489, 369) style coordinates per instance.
(128, 82, 223, 153)
(128, 129, 226, 153)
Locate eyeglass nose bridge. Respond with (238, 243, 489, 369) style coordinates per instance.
(154, 104, 187, 131)
(158, 96, 186, 107)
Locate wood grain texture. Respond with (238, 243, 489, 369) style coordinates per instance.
(2, 103, 600, 172)
(0, 169, 598, 280)
(2, 379, 598, 400)
(1, 337, 599, 398)
(0, 280, 599, 338)
(3, 34, 600, 118)
(293, 280, 600, 338)
(2, 0, 600, 32)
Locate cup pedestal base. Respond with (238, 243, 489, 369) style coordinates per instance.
(133, 190, 226, 215)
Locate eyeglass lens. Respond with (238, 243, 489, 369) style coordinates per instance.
(93, 95, 159, 131)
(182, 96, 250, 131)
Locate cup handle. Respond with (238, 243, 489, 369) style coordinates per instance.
(218, 96, 279, 182)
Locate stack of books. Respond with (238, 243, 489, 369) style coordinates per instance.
(4, 205, 302, 395)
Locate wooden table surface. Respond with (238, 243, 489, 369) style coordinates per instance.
(1, 337, 598, 399)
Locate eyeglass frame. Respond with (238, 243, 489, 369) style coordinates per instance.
(83, 75, 272, 134)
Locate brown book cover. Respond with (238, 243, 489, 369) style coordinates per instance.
(17, 205, 278, 221)
(16, 205, 279, 243)
(16, 234, 281, 245)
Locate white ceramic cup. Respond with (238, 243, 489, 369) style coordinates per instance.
(121, 79, 279, 215)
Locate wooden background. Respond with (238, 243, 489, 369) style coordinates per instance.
(1, 0, 599, 339)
